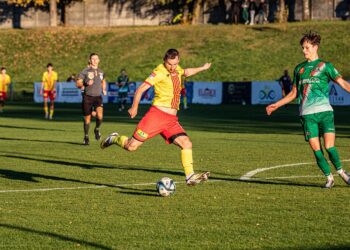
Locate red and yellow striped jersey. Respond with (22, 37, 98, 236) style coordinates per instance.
(0, 74, 11, 92)
(144, 64, 185, 110)
(42, 71, 58, 91)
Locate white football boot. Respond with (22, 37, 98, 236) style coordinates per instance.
(100, 132, 119, 149)
(186, 172, 210, 186)
(338, 170, 350, 185)
(323, 176, 334, 189)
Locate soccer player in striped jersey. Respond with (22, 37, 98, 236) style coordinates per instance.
(0, 67, 11, 113)
(266, 31, 350, 188)
(40, 63, 58, 120)
(101, 49, 211, 186)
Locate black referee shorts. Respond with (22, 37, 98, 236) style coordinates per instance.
(82, 95, 103, 116)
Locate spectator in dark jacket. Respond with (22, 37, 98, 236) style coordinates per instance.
(231, 0, 241, 24)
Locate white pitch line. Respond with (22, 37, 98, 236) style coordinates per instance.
(240, 159, 350, 180)
(0, 185, 107, 193)
(0, 180, 208, 194)
(0, 179, 223, 194)
(239, 162, 312, 180)
(2, 159, 349, 193)
(0, 182, 158, 193)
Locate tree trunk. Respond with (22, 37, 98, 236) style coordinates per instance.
(278, 0, 286, 23)
(182, 2, 189, 24)
(191, 0, 202, 24)
(49, 0, 58, 27)
(302, 0, 310, 20)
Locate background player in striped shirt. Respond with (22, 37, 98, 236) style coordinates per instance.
(266, 31, 350, 188)
(101, 49, 211, 186)
(40, 63, 58, 120)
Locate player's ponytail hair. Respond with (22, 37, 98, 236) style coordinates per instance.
(163, 49, 179, 61)
(300, 31, 321, 46)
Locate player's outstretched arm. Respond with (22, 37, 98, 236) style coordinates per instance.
(266, 85, 297, 115)
(335, 77, 350, 93)
(128, 82, 151, 118)
(40, 81, 45, 96)
(184, 63, 211, 77)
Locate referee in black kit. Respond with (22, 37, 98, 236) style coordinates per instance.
(76, 53, 107, 145)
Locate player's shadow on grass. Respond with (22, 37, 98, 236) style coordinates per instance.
(0, 168, 160, 197)
(115, 186, 158, 197)
(210, 176, 322, 188)
(0, 137, 82, 146)
(0, 124, 65, 132)
(0, 223, 112, 250)
(0, 153, 184, 176)
(0, 168, 108, 185)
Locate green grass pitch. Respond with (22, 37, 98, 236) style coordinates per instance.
(1, 103, 350, 249)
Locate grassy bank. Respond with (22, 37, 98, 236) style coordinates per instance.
(0, 21, 349, 90)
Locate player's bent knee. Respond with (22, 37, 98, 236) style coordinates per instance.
(125, 140, 143, 152)
(181, 139, 192, 149)
(125, 144, 138, 152)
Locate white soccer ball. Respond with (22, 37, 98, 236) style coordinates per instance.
(156, 177, 176, 197)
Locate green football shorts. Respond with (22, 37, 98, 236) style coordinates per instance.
(300, 111, 335, 141)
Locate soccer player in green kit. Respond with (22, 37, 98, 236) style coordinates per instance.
(266, 31, 350, 188)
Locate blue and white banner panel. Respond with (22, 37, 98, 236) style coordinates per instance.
(135, 82, 154, 105)
(108, 81, 138, 104)
(251, 81, 282, 105)
(34, 82, 45, 103)
(34, 82, 108, 103)
(192, 82, 222, 104)
(329, 81, 350, 106)
(56, 82, 82, 103)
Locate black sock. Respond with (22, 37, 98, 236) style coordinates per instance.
(95, 118, 102, 130)
(84, 122, 90, 137)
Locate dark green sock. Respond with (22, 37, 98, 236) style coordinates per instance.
(96, 118, 102, 130)
(314, 150, 331, 176)
(326, 147, 342, 171)
(84, 122, 90, 137)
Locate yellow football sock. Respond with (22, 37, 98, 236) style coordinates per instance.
(49, 109, 54, 117)
(44, 106, 48, 114)
(181, 149, 194, 177)
(113, 135, 128, 148)
(183, 96, 188, 109)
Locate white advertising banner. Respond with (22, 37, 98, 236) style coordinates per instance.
(192, 82, 222, 104)
(34, 82, 44, 103)
(329, 81, 350, 106)
(34, 82, 108, 103)
(251, 81, 282, 105)
(56, 82, 82, 103)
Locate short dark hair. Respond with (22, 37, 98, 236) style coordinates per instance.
(47, 63, 53, 68)
(163, 49, 179, 61)
(300, 31, 321, 46)
(89, 53, 98, 60)
(1, 67, 5, 71)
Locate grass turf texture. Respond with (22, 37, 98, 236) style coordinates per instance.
(0, 21, 349, 96)
(1, 103, 350, 249)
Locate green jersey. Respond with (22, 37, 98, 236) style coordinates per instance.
(293, 59, 341, 116)
(117, 75, 129, 93)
